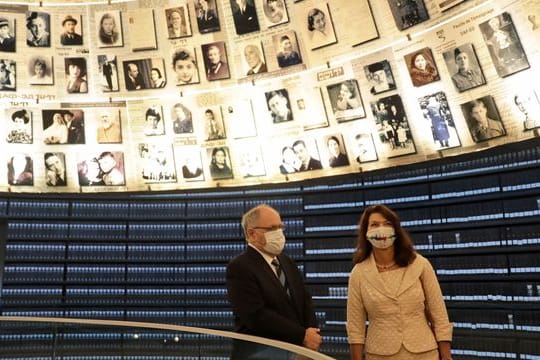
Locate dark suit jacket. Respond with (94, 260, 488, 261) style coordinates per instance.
(247, 62, 267, 75)
(67, 119, 84, 144)
(233, 3, 259, 35)
(61, 32, 83, 45)
(226, 246, 317, 346)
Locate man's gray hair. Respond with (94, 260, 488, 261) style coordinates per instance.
(241, 204, 274, 239)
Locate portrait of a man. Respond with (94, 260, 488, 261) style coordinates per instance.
(230, 0, 260, 35)
(44, 152, 66, 186)
(202, 42, 230, 81)
(461, 96, 506, 143)
(243, 43, 267, 76)
(265, 89, 293, 123)
(26, 11, 50, 47)
(273, 31, 302, 68)
(364, 60, 396, 95)
(98, 54, 119, 92)
(0, 17, 16, 52)
(60, 15, 83, 46)
(514, 90, 540, 131)
(166, 6, 191, 39)
(443, 43, 485, 92)
(195, 0, 220, 34)
(97, 111, 122, 143)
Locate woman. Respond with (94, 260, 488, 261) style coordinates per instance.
(334, 80, 362, 120)
(167, 8, 187, 38)
(98, 13, 119, 45)
(279, 146, 300, 174)
(209, 147, 232, 179)
(144, 107, 164, 136)
(43, 112, 68, 144)
(409, 52, 439, 87)
(327, 136, 349, 167)
(172, 49, 198, 85)
(30, 58, 52, 84)
(65, 59, 88, 93)
(7, 109, 32, 144)
(7, 154, 33, 185)
(307, 8, 332, 48)
(150, 68, 166, 88)
(347, 205, 452, 360)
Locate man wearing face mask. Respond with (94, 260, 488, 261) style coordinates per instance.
(226, 204, 321, 357)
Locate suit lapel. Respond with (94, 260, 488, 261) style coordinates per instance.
(247, 247, 288, 296)
(396, 256, 423, 297)
(362, 255, 396, 300)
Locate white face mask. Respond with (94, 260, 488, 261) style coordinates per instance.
(263, 229, 286, 255)
(366, 226, 396, 249)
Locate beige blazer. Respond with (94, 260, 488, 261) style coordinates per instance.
(346, 253, 452, 356)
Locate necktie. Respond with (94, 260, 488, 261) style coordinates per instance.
(271, 258, 290, 297)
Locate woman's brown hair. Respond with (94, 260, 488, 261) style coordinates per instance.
(352, 204, 416, 266)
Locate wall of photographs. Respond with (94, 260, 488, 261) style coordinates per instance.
(1, 0, 539, 193)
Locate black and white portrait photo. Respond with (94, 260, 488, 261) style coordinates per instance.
(387, 0, 429, 31)
(304, 3, 337, 50)
(418, 92, 461, 150)
(460, 96, 506, 143)
(7, 154, 33, 186)
(42, 109, 85, 145)
(326, 79, 365, 122)
(172, 47, 200, 85)
(64, 57, 88, 94)
(202, 41, 230, 81)
(0, 59, 15, 91)
(513, 90, 540, 131)
(273, 31, 302, 68)
(479, 12, 529, 78)
(349, 133, 378, 164)
(180, 148, 204, 181)
(6, 109, 32, 144)
(60, 14, 83, 46)
(97, 110, 122, 143)
(442, 43, 485, 93)
(322, 133, 350, 168)
(172, 102, 194, 134)
(26, 11, 50, 47)
(122, 58, 166, 91)
(242, 42, 267, 76)
(98, 55, 119, 92)
(165, 5, 191, 39)
(262, 0, 288, 27)
(208, 146, 234, 180)
(203, 106, 226, 141)
(370, 94, 416, 158)
(265, 89, 293, 123)
(139, 143, 177, 183)
(77, 151, 125, 186)
(364, 60, 396, 95)
(405, 47, 440, 87)
(95, 10, 123, 48)
(194, 0, 220, 34)
(230, 0, 260, 35)
(0, 17, 16, 52)
(44, 152, 66, 187)
(29, 56, 54, 85)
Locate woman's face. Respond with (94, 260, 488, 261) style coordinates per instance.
(214, 150, 226, 165)
(102, 18, 115, 34)
(13, 116, 26, 131)
(151, 69, 160, 81)
(175, 59, 195, 83)
(53, 113, 64, 124)
(339, 83, 352, 100)
(414, 54, 427, 70)
(327, 138, 340, 156)
(313, 13, 325, 32)
(367, 212, 393, 231)
(69, 64, 81, 77)
(34, 64, 45, 77)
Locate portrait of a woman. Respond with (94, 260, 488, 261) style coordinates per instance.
(407, 48, 440, 87)
(209, 147, 233, 180)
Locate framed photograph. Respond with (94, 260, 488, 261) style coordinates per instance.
(418, 91, 461, 150)
(242, 41, 267, 76)
(263, 0, 288, 27)
(460, 96, 506, 143)
(442, 43, 485, 92)
(203, 106, 226, 141)
(326, 79, 365, 123)
(127, 9, 157, 51)
(291, 138, 322, 172)
(28, 56, 53, 85)
(265, 89, 293, 124)
(194, 0, 220, 34)
(7, 153, 33, 186)
(64, 57, 88, 94)
(479, 12, 530, 78)
(6, 109, 32, 144)
(172, 102, 194, 134)
(208, 146, 234, 180)
(321, 133, 350, 168)
(201, 41, 230, 81)
(437, 0, 467, 12)
(404, 47, 440, 87)
(139, 143, 177, 183)
(230, 0, 260, 35)
(0, 59, 15, 91)
(172, 47, 200, 85)
(370, 94, 416, 158)
(97, 55, 119, 92)
(296, 88, 328, 131)
(143, 105, 165, 136)
(387, 0, 429, 31)
(44, 152, 66, 186)
(273, 31, 302, 68)
(59, 14, 83, 46)
(42, 109, 85, 145)
(97, 110, 122, 143)
(348, 132, 378, 164)
(221, 99, 257, 139)
(0, 17, 16, 52)
(364, 60, 396, 95)
(95, 10, 123, 47)
(305, 3, 337, 50)
(122, 58, 166, 90)
(237, 143, 266, 178)
(165, 5, 192, 39)
(180, 147, 204, 181)
(513, 89, 540, 131)
(26, 11, 50, 47)
(77, 151, 125, 186)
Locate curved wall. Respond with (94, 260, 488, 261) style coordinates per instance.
(1, 0, 539, 193)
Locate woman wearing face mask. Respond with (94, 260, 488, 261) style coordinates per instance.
(347, 205, 452, 360)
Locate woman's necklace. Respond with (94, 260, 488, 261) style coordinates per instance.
(375, 261, 396, 270)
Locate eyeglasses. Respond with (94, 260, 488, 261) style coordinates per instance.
(252, 224, 285, 232)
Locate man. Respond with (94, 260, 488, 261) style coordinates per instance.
(44, 153, 66, 186)
(97, 112, 121, 143)
(172, 102, 194, 134)
(196, 0, 220, 33)
(26, 12, 50, 47)
(0, 17, 15, 52)
(226, 204, 321, 358)
(276, 35, 301, 68)
(205, 44, 229, 81)
(451, 47, 484, 92)
(468, 99, 506, 142)
(293, 139, 322, 171)
(125, 62, 145, 90)
(205, 109, 225, 140)
(244, 44, 267, 75)
(267, 90, 292, 123)
(97, 151, 124, 185)
(60, 15, 83, 46)
(63, 110, 85, 144)
(232, 0, 259, 35)
(367, 62, 395, 95)
(514, 93, 540, 130)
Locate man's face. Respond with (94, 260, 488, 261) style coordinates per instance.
(0, 24, 9, 39)
(281, 39, 292, 52)
(372, 69, 386, 84)
(128, 64, 139, 78)
(455, 52, 469, 71)
(244, 47, 261, 69)
(471, 104, 487, 124)
(64, 113, 73, 123)
(101, 114, 112, 129)
(175, 106, 186, 120)
(293, 143, 309, 163)
(46, 155, 64, 174)
(64, 20, 76, 34)
(207, 47, 220, 65)
(515, 96, 531, 115)
(268, 94, 288, 118)
(327, 138, 340, 157)
(98, 155, 116, 173)
(267, 0, 278, 11)
(32, 17, 46, 37)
